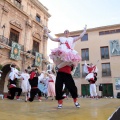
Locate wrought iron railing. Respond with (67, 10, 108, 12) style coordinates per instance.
(8, 40, 24, 51)
(0, 35, 24, 51)
(0, 35, 9, 45)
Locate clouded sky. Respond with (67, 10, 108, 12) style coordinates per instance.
(39, 0, 120, 60)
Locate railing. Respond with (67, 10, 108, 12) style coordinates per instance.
(14, 0, 23, 10)
(0, 35, 24, 51)
(0, 35, 9, 45)
(9, 40, 24, 51)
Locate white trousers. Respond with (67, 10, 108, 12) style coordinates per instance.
(90, 84, 97, 97)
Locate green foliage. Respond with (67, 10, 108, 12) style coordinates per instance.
(16, 67, 20, 71)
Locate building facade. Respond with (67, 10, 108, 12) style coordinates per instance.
(56, 24, 120, 98)
(0, 0, 50, 93)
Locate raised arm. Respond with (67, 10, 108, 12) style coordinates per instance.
(38, 72, 45, 82)
(73, 25, 87, 42)
(44, 27, 60, 42)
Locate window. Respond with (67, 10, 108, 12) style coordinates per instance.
(36, 14, 40, 23)
(33, 40, 39, 52)
(102, 63, 111, 77)
(82, 64, 87, 77)
(100, 46, 109, 59)
(81, 34, 88, 41)
(116, 29, 120, 33)
(99, 29, 120, 35)
(14, 0, 23, 10)
(15, 0, 21, 4)
(9, 28, 19, 44)
(81, 48, 89, 61)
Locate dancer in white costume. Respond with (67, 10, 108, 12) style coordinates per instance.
(45, 70, 56, 100)
(20, 69, 31, 102)
(44, 25, 87, 70)
(84, 61, 98, 81)
(38, 72, 48, 97)
(88, 72, 98, 99)
(9, 64, 20, 81)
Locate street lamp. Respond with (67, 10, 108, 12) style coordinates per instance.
(2, 24, 5, 37)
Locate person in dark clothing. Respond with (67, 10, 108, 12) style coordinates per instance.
(28, 71, 44, 102)
(55, 65, 80, 109)
(6, 79, 22, 100)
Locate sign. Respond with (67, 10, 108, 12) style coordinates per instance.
(10, 41, 21, 60)
(35, 52, 42, 66)
(109, 40, 120, 56)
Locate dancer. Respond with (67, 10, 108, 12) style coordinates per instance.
(83, 60, 98, 81)
(45, 70, 56, 100)
(88, 72, 98, 99)
(44, 26, 87, 109)
(38, 72, 48, 99)
(44, 25, 87, 70)
(28, 71, 44, 102)
(9, 64, 20, 81)
(20, 69, 31, 102)
(5, 64, 22, 100)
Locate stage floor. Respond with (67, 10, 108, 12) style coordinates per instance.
(0, 97, 119, 120)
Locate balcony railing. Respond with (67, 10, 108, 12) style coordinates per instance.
(0, 35, 24, 51)
(0, 35, 9, 45)
(9, 40, 24, 51)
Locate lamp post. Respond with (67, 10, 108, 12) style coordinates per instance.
(2, 24, 5, 37)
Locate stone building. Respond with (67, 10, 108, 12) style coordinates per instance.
(0, 0, 50, 93)
(56, 24, 120, 98)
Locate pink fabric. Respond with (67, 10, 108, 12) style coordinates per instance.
(49, 48, 81, 66)
(47, 80, 56, 97)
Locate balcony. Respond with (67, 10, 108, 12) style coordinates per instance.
(0, 35, 24, 51)
(0, 35, 9, 45)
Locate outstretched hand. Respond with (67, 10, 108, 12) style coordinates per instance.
(84, 25, 87, 31)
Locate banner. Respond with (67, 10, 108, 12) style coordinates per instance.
(35, 52, 42, 66)
(10, 41, 21, 60)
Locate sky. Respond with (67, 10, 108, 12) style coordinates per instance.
(39, 0, 120, 60)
